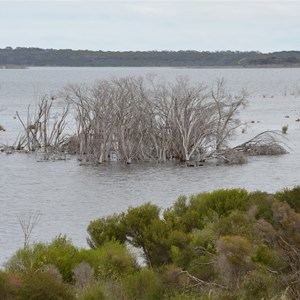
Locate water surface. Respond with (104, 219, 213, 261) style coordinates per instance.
(0, 67, 300, 265)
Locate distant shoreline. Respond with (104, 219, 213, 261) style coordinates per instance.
(1, 48, 300, 68)
(1, 64, 300, 69)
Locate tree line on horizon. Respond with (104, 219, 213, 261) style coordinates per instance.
(1, 47, 300, 67)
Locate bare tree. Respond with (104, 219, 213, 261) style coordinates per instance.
(15, 95, 69, 157)
(169, 77, 216, 161)
(18, 210, 41, 248)
(64, 76, 249, 164)
(211, 79, 248, 154)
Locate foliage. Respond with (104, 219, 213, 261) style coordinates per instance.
(244, 191, 275, 222)
(281, 125, 288, 134)
(216, 211, 255, 240)
(240, 269, 278, 300)
(0, 271, 19, 299)
(6, 235, 80, 283)
(78, 241, 137, 281)
(87, 213, 126, 248)
(77, 284, 106, 300)
(17, 270, 75, 300)
(274, 185, 300, 212)
(165, 189, 248, 231)
(1, 47, 300, 67)
(121, 269, 163, 300)
(4, 187, 300, 298)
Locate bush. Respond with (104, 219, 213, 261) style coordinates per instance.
(216, 235, 252, 287)
(274, 186, 300, 213)
(252, 244, 273, 265)
(79, 241, 137, 281)
(217, 211, 256, 242)
(77, 284, 106, 300)
(17, 270, 75, 300)
(165, 189, 248, 232)
(0, 271, 19, 299)
(244, 191, 274, 222)
(281, 125, 288, 134)
(217, 235, 251, 266)
(6, 236, 80, 283)
(240, 269, 279, 299)
(73, 262, 93, 288)
(121, 269, 163, 300)
(87, 213, 126, 248)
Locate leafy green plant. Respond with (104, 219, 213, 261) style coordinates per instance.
(79, 241, 137, 281)
(0, 271, 19, 299)
(252, 244, 273, 265)
(87, 213, 126, 248)
(240, 269, 278, 300)
(6, 235, 80, 283)
(274, 186, 300, 212)
(77, 284, 106, 300)
(121, 269, 163, 300)
(281, 125, 288, 134)
(17, 270, 75, 300)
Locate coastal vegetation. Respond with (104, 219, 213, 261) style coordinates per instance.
(1, 186, 300, 299)
(1, 47, 300, 67)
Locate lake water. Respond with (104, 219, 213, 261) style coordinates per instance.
(1, 67, 300, 265)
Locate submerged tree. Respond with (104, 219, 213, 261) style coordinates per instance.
(14, 95, 69, 157)
(12, 75, 288, 164)
(64, 76, 248, 164)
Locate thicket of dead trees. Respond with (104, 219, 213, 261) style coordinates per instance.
(10, 76, 287, 164)
(63, 76, 248, 164)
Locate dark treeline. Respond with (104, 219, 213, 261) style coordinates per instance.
(1, 47, 300, 67)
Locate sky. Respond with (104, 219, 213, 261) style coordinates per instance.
(0, 1, 299, 52)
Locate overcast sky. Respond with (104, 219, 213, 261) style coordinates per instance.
(0, 1, 299, 52)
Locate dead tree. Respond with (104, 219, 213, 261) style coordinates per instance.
(211, 79, 248, 154)
(15, 95, 69, 156)
(169, 77, 214, 161)
(18, 211, 41, 248)
(233, 131, 288, 156)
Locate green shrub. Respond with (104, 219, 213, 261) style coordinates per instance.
(87, 213, 126, 248)
(79, 241, 137, 281)
(217, 235, 251, 266)
(158, 264, 184, 291)
(0, 271, 19, 299)
(17, 270, 75, 300)
(240, 269, 278, 300)
(192, 189, 248, 218)
(5, 243, 47, 273)
(167, 189, 248, 232)
(188, 255, 216, 281)
(244, 191, 275, 222)
(6, 236, 80, 283)
(217, 211, 255, 241)
(274, 186, 300, 212)
(121, 269, 163, 300)
(281, 125, 288, 134)
(252, 244, 273, 265)
(77, 284, 106, 300)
